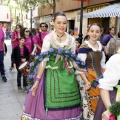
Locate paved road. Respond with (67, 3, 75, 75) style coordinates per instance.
(0, 40, 26, 120)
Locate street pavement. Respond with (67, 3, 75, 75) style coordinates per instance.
(0, 40, 26, 120)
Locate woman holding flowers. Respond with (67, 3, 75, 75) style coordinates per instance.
(21, 12, 86, 120)
(76, 23, 106, 120)
(94, 49, 120, 120)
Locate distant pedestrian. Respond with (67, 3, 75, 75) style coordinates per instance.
(31, 28, 37, 38)
(10, 24, 23, 71)
(35, 23, 49, 54)
(0, 23, 7, 82)
(21, 28, 37, 55)
(115, 32, 120, 53)
(69, 29, 74, 36)
(75, 38, 80, 54)
(102, 27, 116, 62)
(12, 37, 29, 91)
(84, 24, 90, 41)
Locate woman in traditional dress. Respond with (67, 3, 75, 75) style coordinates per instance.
(94, 49, 120, 120)
(21, 12, 86, 120)
(76, 23, 106, 120)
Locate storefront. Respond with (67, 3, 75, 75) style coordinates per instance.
(83, 3, 119, 33)
(86, 3, 110, 33)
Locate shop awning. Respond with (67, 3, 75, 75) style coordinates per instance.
(83, 3, 120, 18)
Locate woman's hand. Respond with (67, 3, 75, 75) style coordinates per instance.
(102, 110, 111, 120)
(30, 81, 39, 96)
(31, 52, 35, 55)
(21, 58, 26, 62)
(83, 81, 91, 91)
(77, 68, 88, 75)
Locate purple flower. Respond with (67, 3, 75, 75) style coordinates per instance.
(94, 83, 98, 88)
(65, 55, 69, 58)
(39, 58, 43, 62)
(40, 52, 44, 55)
(28, 75, 34, 79)
(70, 58, 74, 61)
(58, 48, 62, 54)
(44, 51, 48, 55)
(65, 50, 69, 54)
(49, 48, 54, 52)
(33, 68, 37, 73)
(81, 61, 85, 66)
(30, 62, 34, 67)
(53, 54, 57, 56)
(95, 78, 99, 82)
(71, 52, 75, 57)
(76, 62, 80, 65)
(76, 57, 81, 61)
(35, 56, 39, 60)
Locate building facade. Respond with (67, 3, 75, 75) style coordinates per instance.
(32, 0, 118, 37)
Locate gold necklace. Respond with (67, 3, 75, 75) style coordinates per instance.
(57, 33, 65, 43)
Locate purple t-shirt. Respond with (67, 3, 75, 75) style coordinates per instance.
(0, 28, 4, 51)
(25, 37, 36, 54)
(102, 34, 113, 46)
(11, 32, 20, 48)
(35, 31, 49, 53)
(20, 47, 24, 56)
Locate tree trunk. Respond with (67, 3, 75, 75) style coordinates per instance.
(53, 0, 56, 17)
(20, 3, 23, 26)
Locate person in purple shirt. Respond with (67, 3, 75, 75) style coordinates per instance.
(22, 28, 37, 55)
(0, 23, 7, 82)
(102, 27, 115, 62)
(35, 22, 49, 54)
(10, 25, 23, 71)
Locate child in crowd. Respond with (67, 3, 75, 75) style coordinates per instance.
(75, 38, 80, 54)
(12, 37, 29, 92)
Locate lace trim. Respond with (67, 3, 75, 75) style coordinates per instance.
(21, 113, 82, 120)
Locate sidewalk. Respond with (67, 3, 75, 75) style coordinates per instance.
(0, 40, 26, 120)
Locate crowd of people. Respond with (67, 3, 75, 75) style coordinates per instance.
(1, 11, 120, 120)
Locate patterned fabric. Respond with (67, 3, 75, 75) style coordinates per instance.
(77, 41, 104, 120)
(45, 56, 81, 109)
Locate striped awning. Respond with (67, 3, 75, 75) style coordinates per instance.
(83, 3, 120, 18)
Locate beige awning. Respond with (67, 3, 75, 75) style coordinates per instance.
(83, 3, 120, 18)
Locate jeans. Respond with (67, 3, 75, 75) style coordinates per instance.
(17, 69, 28, 87)
(0, 51, 5, 76)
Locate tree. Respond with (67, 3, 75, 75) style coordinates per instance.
(39, 0, 61, 16)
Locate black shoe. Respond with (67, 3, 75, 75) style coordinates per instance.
(2, 76, 7, 82)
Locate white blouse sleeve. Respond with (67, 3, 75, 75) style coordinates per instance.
(100, 51, 106, 69)
(41, 35, 51, 61)
(70, 37, 76, 52)
(75, 53, 87, 75)
(99, 54, 120, 90)
(41, 35, 50, 52)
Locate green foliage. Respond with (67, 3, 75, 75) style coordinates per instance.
(109, 101, 120, 117)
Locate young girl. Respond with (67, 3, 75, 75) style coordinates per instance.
(21, 12, 86, 120)
(75, 38, 80, 54)
(12, 38, 29, 91)
(77, 23, 106, 120)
